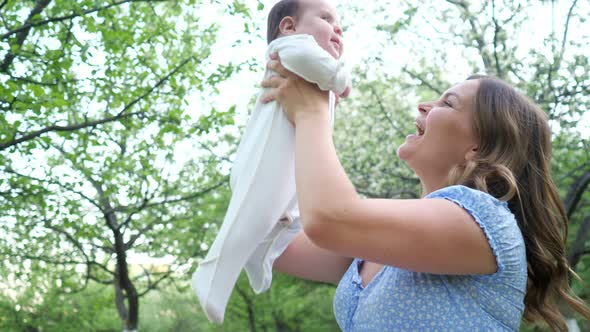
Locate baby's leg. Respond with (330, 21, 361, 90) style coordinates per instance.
(192, 102, 296, 323)
(245, 202, 301, 293)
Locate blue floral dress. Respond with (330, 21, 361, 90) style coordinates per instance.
(333, 185, 527, 331)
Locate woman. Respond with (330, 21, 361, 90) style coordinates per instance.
(261, 53, 590, 331)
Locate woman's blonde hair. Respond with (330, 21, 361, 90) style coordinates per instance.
(448, 76, 590, 331)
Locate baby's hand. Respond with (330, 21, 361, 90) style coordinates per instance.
(339, 85, 351, 99)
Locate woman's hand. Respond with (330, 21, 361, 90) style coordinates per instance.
(261, 53, 330, 125)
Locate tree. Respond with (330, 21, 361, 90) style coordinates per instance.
(0, 0, 257, 330)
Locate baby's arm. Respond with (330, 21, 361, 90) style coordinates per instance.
(268, 34, 351, 96)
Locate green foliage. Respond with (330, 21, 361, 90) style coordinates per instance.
(0, 271, 338, 332)
(0, 0, 258, 329)
(138, 283, 205, 332)
(202, 273, 339, 332)
(0, 276, 119, 332)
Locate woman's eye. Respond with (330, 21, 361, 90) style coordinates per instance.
(321, 16, 330, 21)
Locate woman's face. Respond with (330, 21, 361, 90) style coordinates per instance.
(397, 79, 480, 190)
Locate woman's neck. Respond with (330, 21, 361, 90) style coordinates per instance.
(420, 179, 449, 197)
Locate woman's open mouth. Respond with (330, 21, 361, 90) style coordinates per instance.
(416, 122, 425, 136)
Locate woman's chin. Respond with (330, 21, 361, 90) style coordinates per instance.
(397, 134, 422, 160)
(396, 144, 410, 161)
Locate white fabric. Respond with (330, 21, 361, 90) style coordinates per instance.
(192, 34, 350, 323)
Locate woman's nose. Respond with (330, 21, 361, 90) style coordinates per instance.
(418, 102, 431, 114)
(334, 24, 342, 36)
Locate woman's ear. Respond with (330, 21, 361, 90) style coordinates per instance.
(465, 146, 478, 161)
(278, 16, 297, 35)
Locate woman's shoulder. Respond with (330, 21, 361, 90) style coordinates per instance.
(427, 184, 501, 200)
(426, 185, 510, 215)
(425, 185, 516, 233)
(426, 185, 527, 283)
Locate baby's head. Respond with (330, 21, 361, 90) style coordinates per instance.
(267, 0, 343, 59)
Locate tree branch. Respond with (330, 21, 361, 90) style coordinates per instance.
(4, 252, 85, 266)
(22, 218, 108, 290)
(7, 73, 78, 86)
(491, 0, 503, 78)
(117, 180, 154, 232)
(564, 170, 590, 218)
(558, 0, 578, 67)
(121, 179, 227, 249)
(446, 0, 493, 73)
(124, 213, 169, 249)
(4, 248, 112, 276)
(113, 179, 227, 213)
(88, 275, 115, 285)
(0, 0, 52, 73)
(544, 0, 579, 107)
(195, 139, 232, 164)
(42, 219, 116, 278)
(4, 167, 103, 211)
(235, 285, 257, 332)
(0, 54, 194, 151)
(44, 221, 90, 260)
(137, 269, 174, 297)
(368, 85, 406, 137)
(115, 55, 194, 117)
(0, 0, 167, 41)
(402, 67, 443, 95)
(89, 241, 114, 254)
(568, 216, 590, 270)
(558, 163, 589, 183)
(0, 110, 141, 151)
(445, 0, 468, 10)
(125, 223, 156, 250)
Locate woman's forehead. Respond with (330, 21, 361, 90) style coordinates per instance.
(443, 79, 480, 100)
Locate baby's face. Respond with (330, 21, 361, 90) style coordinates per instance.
(294, 0, 343, 58)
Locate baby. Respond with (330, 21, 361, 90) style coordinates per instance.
(192, 0, 351, 323)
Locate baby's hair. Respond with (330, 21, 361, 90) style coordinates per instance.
(267, 0, 300, 44)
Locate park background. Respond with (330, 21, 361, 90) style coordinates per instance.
(0, 0, 589, 331)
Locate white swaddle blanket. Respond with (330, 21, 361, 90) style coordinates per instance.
(192, 34, 350, 323)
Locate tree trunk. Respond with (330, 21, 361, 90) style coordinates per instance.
(103, 197, 139, 331)
(235, 286, 257, 332)
(564, 170, 590, 218)
(114, 230, 139, 331)
(567, 216, 590, 270)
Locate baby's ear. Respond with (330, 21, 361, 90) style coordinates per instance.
(279, 16, 297, 35)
